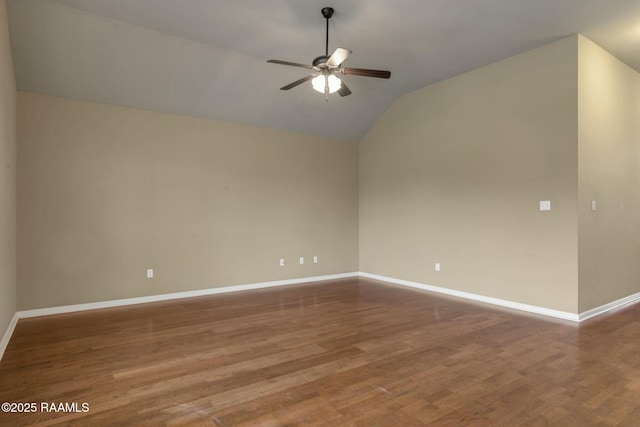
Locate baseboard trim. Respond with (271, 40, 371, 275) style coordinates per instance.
(17, 272, 359, 319)
(578, 291, 640, 321)
(7, 272, 640, 349)
(359, 272, 581, 322)
(0, 314, 20, 362)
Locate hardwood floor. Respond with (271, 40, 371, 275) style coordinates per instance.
(1, 277, 640, 426)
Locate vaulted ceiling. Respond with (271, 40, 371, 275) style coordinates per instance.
(7, 0, 640, 140)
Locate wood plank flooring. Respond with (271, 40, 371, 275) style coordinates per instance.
(2, 277, 640, 426)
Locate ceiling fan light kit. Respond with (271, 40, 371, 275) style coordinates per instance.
(312, 74, 342, 93)
(267, 7, 391, 100)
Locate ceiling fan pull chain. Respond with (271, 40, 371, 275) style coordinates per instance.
(325, 73, 330, 101)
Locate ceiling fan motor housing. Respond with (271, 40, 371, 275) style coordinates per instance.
(313, 55, 331, 67)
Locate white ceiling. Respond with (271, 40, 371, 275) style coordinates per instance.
(7, 0, 640, 140)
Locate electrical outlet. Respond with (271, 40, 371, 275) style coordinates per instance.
(435, 263, 440, 272)
(299, 257, 304, 265)
(591, 200, 597, 211)
(279, 258, 285, 267)
(313, 256, 318, 264)
(539, 200, 551, 211)
(146, 268, 154, 278)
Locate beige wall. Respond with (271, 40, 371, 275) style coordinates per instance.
(359, 36, 579, 313)
(0, 0, 17, 334)
(13, 34, 640, 317)
(578, 36, 640, 312)
(17, 92, 358, 310)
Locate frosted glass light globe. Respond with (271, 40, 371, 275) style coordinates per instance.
(312, 74, 342, 93)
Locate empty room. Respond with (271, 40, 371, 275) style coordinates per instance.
(2, 0, 640, 425)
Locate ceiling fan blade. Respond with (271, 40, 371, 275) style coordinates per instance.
(267, 59, 314, 69)
(327, 48, 352, 67)
(338, 81, 352, 97)
(341, 68, 391, 79)
(280, 75, 316, 90)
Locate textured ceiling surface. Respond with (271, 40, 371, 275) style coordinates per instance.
(7, 0, 640, 140)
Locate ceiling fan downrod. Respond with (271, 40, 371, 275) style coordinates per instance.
(321, 7, 334, 56)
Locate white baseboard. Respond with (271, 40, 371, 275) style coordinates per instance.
(3, 272, 640, 361)
(578, 291, 640, 321)
(359, 272, 581, 322)
(16, 272, 359, 319)
(0, 314, 19, 362)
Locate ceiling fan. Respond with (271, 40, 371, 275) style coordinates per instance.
(267, 7, 391, 99)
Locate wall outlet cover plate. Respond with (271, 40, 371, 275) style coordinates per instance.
(539, 201, 551, 211)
